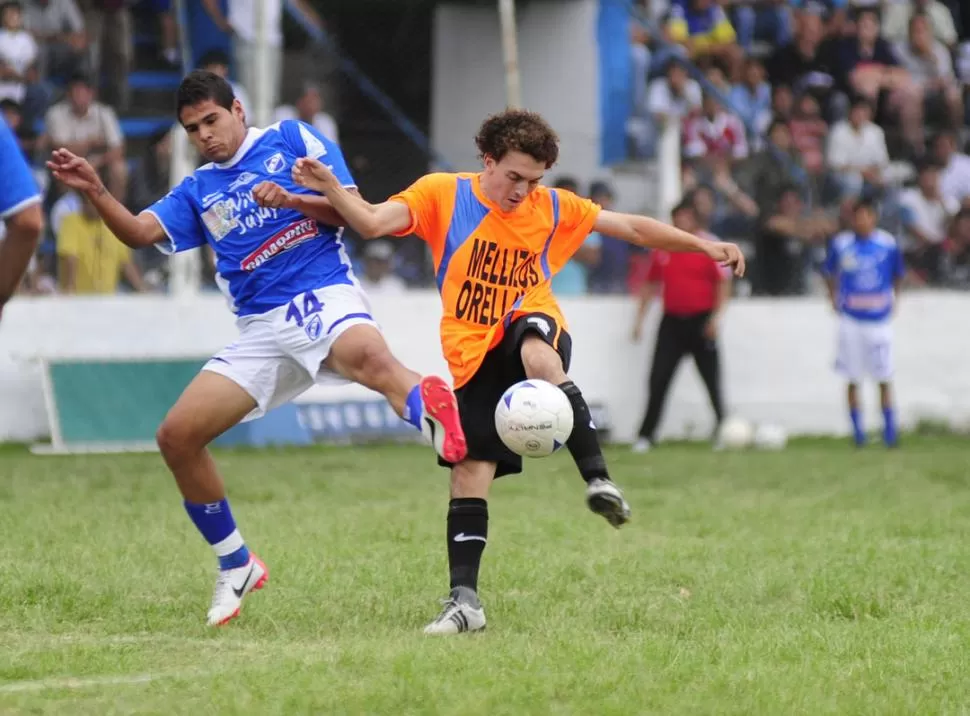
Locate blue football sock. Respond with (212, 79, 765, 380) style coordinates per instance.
(402, 383, 424, 430)
(882, 407, 898, 446)
(184, 499, 251, 570)
(850, 408, 865, 446)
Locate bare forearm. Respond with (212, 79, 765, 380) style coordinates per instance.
(321, 184, 382, 238)
(629, 216, 713, 252)
(289, 193, 346, 228)
(89, 188, 157, 248)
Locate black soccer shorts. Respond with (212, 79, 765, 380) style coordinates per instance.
(437, 312, 573, 478)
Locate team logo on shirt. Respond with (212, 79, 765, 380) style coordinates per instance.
(240, 218, 319, 272)
(202, 199, 238, 240)
(201, 191, 225, 208)
(263, 152, 286, 174)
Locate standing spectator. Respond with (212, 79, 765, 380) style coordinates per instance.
(23, 0, 86, 81)
(42, 72, 127, 199)
(665, 0, 743, 80)
(81, 0, 132, 111)
(931, 130, 970, 207)
(883, 0, 957, 47)
(630, 198, 729, 453)
(898, 160, 958, 283)
(57, 189, 146, 294)
(0, 2, 42, 118)
(273, 82, 338, 144)
(826, 96, 889, 200)
(198, 50, 251, 124)
(647, 60, 702, 131)
(788, 93, 828, 178)
(756, 184, 835, 295)
(745, 119, 808, 213)
(550, 176, 601, 296)
(894, 12, 964, 129)
(357, 240, 406, 296)
(821, 198, 904, 448)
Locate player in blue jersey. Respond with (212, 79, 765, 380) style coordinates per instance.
(822, 198, 904, 448)
(47, 70, 468, 627)
(0, 117, 44, 322)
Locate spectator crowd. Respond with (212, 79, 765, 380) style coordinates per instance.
(4, 0, 970, 300)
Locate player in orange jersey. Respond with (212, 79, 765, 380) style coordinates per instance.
(265, 109, 744, 635)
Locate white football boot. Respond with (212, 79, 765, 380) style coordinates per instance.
(585, 478, 631, 528)
(423, 586, 487, 635)
(206, 554, 269, 627)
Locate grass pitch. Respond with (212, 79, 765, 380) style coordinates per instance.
(2, 437, 970, 715)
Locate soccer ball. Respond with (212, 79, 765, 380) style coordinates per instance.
(718, 416, 754, 450)
(495, 379, 574, 458)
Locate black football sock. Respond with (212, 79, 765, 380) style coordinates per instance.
(559, 381, 610, 484)
(447, 498, 488, 592)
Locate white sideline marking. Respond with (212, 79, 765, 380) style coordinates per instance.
(0, 670, 215, 694)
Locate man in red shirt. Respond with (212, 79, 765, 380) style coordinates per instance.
(630, 198, 730, 452)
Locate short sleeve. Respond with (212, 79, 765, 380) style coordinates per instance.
(142, 177, 207, 255)
(281, 119, 356, 189)
(388, 173, 454, 251)
(554, 189, 602, 259)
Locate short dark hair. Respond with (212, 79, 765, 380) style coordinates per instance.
(475, 109, 559, 168)
(854, 196, 878, 215)
(176, 70, 235, 119)
(671, 198, 696, 218)
(197, 49, 230, 69)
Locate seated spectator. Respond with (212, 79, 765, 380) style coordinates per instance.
(42, 71, 127, 200)
(883, 0, 957, 47)
(894, 11, 963, 129)
(551, 176, 601, 296)
(639, 59, 701, 157)
(831, 7, 924, 154)
(898, 159, 958, 283)
(789, 0, 849, 37)
(731, 0, 792, 53)
(745, 118, 810, 213)
(357, 240, 406, 296)
(586, 180, 629, 295)
(756, 184, 836, 295)
(770, 82, 794, 121)
(728, 55, 772, 147)
(788, 93, 828, 177)
(273, 82, 338, 144)
(943, 208, 970, 287)
(57, 190, 147, 294)
(766, 6, 840, 122)
(198, 49, 251, 124)
(826, 95, 890, 199)
(0, 1, 46, 125)
(665, 0, 743, 80)
(682, 89, 749, 184)
(23, 0, 86, 81)
(931, 129, 970, 206)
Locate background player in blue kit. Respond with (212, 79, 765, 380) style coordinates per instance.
(822, 198, 905, 448)
(47, 70, 467, 627)
(0, 117, 44, 323)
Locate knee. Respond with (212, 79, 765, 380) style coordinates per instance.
(156, 415, 201, 463)
(351, 340, 399, 387)
(450, 460, 494, 499)
(520, 336, 566, 383)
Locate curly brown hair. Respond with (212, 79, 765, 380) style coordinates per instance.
(475, 109, 559, 168)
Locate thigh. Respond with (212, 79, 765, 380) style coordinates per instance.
(862, 320, 894, 381)
(503, 311, 572, 374)
(277, 283, 380, 382)
(163, 370, 259, 444)
(835, 316, 866, 381)
(440, 348, 523, 478)
(203, 314, 309, 420)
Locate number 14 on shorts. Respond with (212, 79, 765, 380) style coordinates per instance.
(286, 291, 325, 341)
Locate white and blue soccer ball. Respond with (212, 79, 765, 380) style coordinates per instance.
(495, 379, 574, 458)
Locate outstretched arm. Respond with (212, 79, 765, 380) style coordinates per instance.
(290, 158, 413, 238)
(594, 210, 746, 276)
(47, 149, 164, 249)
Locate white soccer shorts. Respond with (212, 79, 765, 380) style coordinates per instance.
(834, 314, 894, 382)
(203, 283, 379, 421)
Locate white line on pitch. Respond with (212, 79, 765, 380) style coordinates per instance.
(0, 670, 216, 694)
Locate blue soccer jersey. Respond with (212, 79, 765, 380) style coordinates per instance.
(0, 117, 41, 220)
(822, 229, 905, 322)
(144, 120, 358, 316)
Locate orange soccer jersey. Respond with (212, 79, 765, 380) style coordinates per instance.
(390, 172, 601, 388)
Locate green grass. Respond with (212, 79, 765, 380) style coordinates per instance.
(2, 438, 970, 714)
